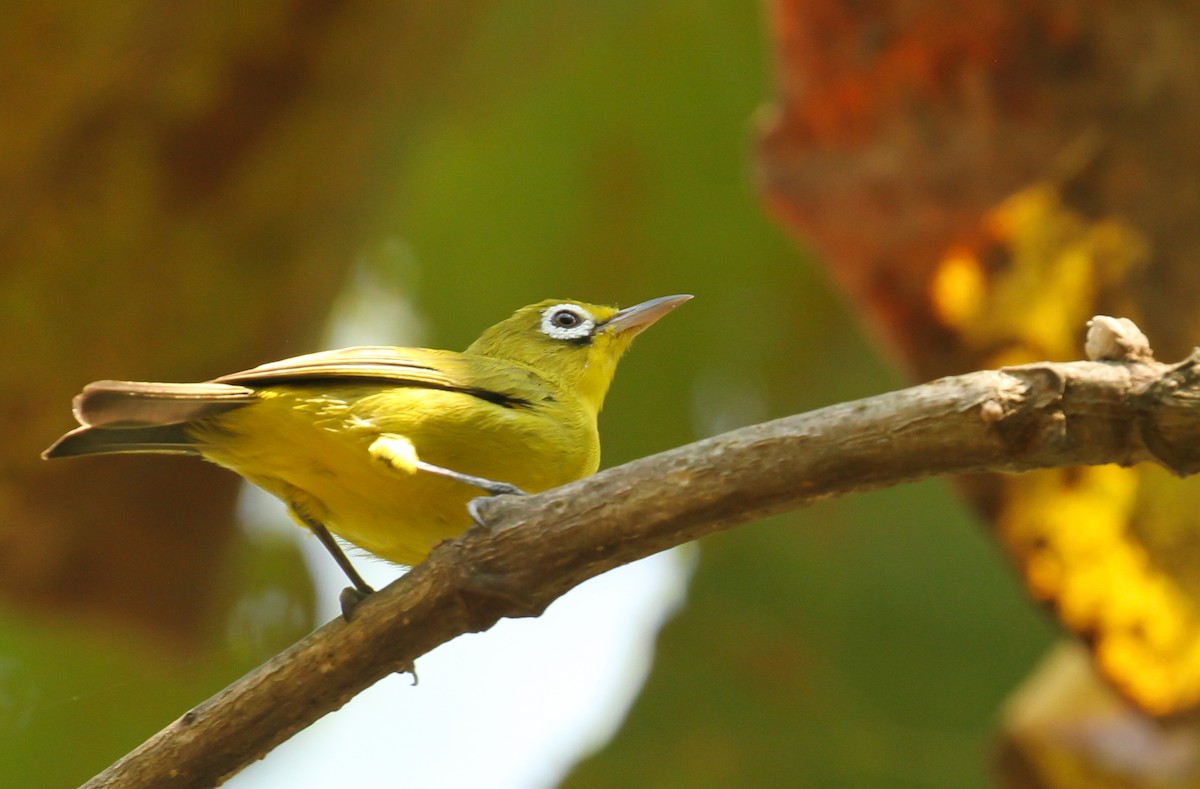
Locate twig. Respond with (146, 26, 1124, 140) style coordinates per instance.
(83, 318, 1200, 788)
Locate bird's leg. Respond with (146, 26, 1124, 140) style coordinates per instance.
(297, 512, 375, 620)
(414, 460, 527, 496)
(370, 433, 527, 496)
(370, 432, 523, 536)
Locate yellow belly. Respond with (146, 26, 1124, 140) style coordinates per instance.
(188, 384, 599, 565)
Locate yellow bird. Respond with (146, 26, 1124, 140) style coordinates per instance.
(44, 295, 690, 612)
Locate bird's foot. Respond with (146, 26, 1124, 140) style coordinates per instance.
(339, 584, 375, 621)
(467, 487, 528, 529)
(478, 479, 527, 496)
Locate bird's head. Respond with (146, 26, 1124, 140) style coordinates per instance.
(467, 294, 692, 415)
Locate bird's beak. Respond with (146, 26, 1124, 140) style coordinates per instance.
(600, 294, 693, 337)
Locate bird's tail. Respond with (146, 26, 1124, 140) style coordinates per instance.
(43, 380, 257, 459)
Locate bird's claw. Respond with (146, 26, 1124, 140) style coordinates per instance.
(468, 497, 489, 529)
(468, 478, 526, 529)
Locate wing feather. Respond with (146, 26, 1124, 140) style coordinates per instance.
(215, 347, 544, 408)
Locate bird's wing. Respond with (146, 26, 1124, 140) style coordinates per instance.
(215, 347, 462, 387)
(215, 347, 548, 408)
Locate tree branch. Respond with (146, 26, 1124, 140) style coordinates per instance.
(84, 319, 1200, 788)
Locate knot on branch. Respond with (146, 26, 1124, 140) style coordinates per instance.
(437, 517, 554, 631)
(1086, 315, 1154, 363)
(1139, 351, 1200, 476)
(990, 365, 1069, 457)
(452, 569, 549, 630)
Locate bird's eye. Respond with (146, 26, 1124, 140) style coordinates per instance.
(552, 310, 580, 328)
(540, 304, 596, 341)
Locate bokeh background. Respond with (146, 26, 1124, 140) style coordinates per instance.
(11, 2, 1200, 787)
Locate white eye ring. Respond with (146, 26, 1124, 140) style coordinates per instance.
(540, 304, 596, 340)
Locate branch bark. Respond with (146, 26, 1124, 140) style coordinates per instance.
(85, 335, 1200, 788)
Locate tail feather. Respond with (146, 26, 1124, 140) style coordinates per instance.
(43, 423, 201, 459)
(74, 380, 256, 428)
(44, 379, 258, 459)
